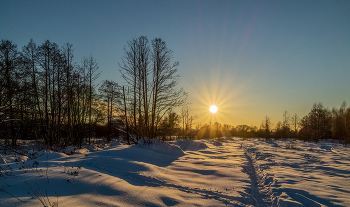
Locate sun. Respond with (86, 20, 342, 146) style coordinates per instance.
(210, 105, 218, 113)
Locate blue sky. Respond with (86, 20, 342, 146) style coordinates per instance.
(1, 0, 350, 127)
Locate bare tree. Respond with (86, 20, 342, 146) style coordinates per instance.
(282, 110, 290, 138)
(149, 38, 187, 138)
(62, 43, 74, 142)
(122, 86, 131, 144)
(83, 55, 100, 144)
(99, 80, 121, 141)
(119, 36, 150, 138)
(291, 113, 299, 138)
(168, 110, 180, 140)
(0, 40, 21, 147)
(38, 40, 54, 145)
(119, 36, 186, 140)
(300, 103, 331, 140)
(260, 116, 272, 139)
(22, 39, 41, 125)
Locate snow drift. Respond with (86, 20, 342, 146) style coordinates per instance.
(173, 139, 208, 151)
(137, 138, 185, 157)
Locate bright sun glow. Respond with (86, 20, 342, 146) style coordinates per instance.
(210, 105, 218, 113)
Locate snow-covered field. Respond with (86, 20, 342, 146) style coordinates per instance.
(0, 138, 349, 206)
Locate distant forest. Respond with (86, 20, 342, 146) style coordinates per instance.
(0, 37, 349, 150)
(197, 102, 350, 144)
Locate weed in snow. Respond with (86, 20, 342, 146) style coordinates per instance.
(67, 154, 87, 182)
(25, 181, 58, 207)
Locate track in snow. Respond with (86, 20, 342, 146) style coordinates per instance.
(241, 143, 278, 207)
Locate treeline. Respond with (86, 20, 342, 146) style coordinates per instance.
(0, 39, 103, 148)
(2, 37, 348, 148)
(0, 36, 187, 149)
(192, 102, 350, 143)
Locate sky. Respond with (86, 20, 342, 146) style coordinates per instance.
(1, 0, 350, 127)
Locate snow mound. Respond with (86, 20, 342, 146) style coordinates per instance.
(173, 139, 208, 151)
(0, 154, 7, 164)
(319, 144, 334, 151)
(28, 149, 51, 159)
(212, 140, 223, 146)
(33, 151, 67, 162)
(64, 146, 75, 155)
(138, 138, 185, 157)
(75, 148, 89, 154)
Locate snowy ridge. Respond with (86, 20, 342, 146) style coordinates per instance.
(137, 138, 185, 156)
(0, 154, 7, 164)
(173, 139, 208, 151)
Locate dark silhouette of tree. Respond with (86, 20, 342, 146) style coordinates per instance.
(119, 36, 187, 140)
(149, 38, 187, 139)
(122, 86, 131, 144)
(0, 40, 21, 147)
(99, 80, 121, 141)
(260, 116, 272, 139)
(62, 43, 74, 143)
(167, 110, 180, 139)
(22, 39, 41, 129)
(38, 40, 53, 145)
(222, 124, 233, 137)
(84, 55, 100, 144)
(291, 113, 300, 138)
(300, 103, 332, 141)
(119, 36, 151, 139)
(282, 110, 290, 138)
(331, 102, 350, 139)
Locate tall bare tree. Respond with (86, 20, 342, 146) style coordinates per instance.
(22, 39, 41, 124)
(149, 38, 187, 138)
(261, 116, 272, 139)
(85, 55, 100, 144)
(282, 110, 290, 138)
(119, 36, 151, 138)
(62, 43, 74, 142)
(0, 40, 21, 147)
(99, 80, 121, 141)
(291, 113, 299, 138)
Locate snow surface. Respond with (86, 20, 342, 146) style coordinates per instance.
(0, 138, 349, 206)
